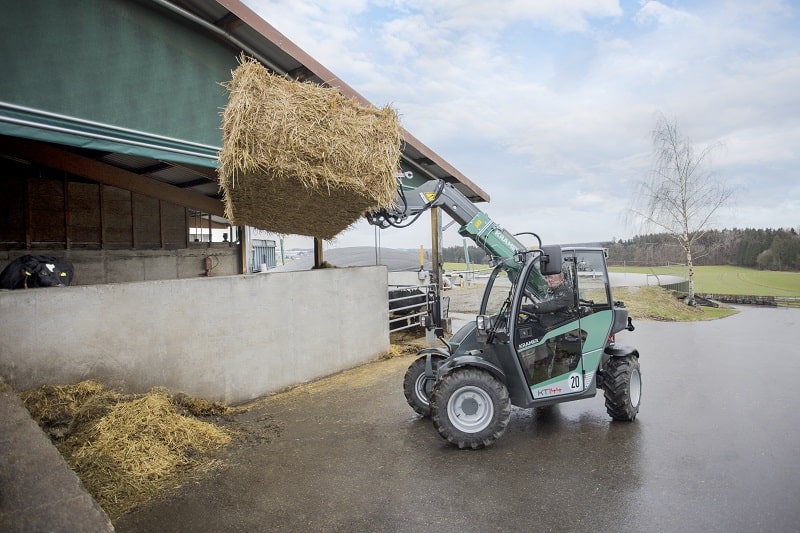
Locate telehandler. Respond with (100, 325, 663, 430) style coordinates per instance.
(367, 174, 640, 449)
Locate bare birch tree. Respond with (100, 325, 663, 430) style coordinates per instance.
(631, 114, 734, 305)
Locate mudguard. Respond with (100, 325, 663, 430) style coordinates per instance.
(416, 347, 450, 358)
(604, 345, 639, 358)
(598, 345, 640, 392)
(415, 348, 450, 380)
(436, 355, 506, 382)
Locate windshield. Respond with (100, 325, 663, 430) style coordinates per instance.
(480, 264, 513, 316)
(480, 254, 547, 316)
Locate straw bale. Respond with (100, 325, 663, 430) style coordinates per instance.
(219, 56, 402, 239)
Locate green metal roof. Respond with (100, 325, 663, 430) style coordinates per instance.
(0, 0, 489, 204)
(0, 103, 220, 168)
(1, 0, 233, 167)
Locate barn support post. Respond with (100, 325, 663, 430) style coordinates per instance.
(314, 237, 323, 268)
(238, 225, 247, 274)
(430, 207, 442, 329)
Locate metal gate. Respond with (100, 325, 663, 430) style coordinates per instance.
(251, 239, 276, 272)
(388, 283, 435, 333)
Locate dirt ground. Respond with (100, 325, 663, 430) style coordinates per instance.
(18, 328, 434, 521)
(443, 284, 484, 314)
(115, 306, 800, 532)
(25, 285, 484, 520)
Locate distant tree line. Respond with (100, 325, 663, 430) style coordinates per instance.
(438, 227, 799, 271)
(441, 245, 490, 266)
(605, 228, 800, 271)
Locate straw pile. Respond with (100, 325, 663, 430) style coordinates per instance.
(20, 381, 120, 439)
(219, 56, 402, 239)
(20, 381, 233, 518)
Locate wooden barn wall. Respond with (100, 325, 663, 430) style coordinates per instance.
(0, 157, 187, 250)
(0, 157, 240, 284)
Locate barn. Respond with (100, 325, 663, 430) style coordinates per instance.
(0, 0, 489, 402)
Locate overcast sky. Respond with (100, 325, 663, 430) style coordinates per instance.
(242, 0, 799, 252)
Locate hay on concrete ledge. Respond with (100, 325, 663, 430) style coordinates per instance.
(219, 56, 402, 240)
(20, 382, 233, 519)
(19, 380, 122, 440)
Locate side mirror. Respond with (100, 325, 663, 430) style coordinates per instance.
(540, 245, 562, 275)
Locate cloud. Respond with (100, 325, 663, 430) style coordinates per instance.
(633, 1, 699, 27)
(377, 0, 623, 33)
(243, 0, 800, 248)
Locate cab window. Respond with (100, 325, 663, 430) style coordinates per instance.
(575, 250, 611, 310)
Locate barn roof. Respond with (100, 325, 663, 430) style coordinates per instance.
(0, 0, 488, 230)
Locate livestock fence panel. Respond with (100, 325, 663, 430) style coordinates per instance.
(388, 283, 435, 333)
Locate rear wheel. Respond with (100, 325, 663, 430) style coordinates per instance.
(403, 355, 445, 417)
(603, 355, 641, 421)
(430, 368, 510, 449)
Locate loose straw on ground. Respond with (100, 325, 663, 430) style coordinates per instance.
(20, 382, 233, 519)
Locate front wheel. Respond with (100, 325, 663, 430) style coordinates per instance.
(403, 355, 445, 417)
(430, 368, 511, 449)
(603, 355, 641, 421)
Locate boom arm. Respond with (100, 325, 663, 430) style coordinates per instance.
(367, 176, 560, 332)
(366, 178, 528, 263)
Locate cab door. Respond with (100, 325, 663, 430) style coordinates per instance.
(514, 251, 586, 400)
(571, 249, 616, 386)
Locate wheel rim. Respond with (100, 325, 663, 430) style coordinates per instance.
(447, 385, 494, 434)
(414, 372, 431, 407)
(630, 368, 642, 407)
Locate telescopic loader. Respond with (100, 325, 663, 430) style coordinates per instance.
(367, 174, 640, 449)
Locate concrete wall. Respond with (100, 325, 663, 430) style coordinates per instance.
(0, 246, 241, 286)
(0, 266, 389, 403)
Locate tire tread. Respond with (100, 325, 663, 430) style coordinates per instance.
(603, 355, 641, 421)
(430, 368, 511, 449)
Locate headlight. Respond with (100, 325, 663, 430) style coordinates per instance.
(476, 315, 492, 334)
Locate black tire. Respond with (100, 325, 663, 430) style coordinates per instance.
(603, 355, 642, 421)
(430, 368, 511, 449)
(403, 355, 445, 417)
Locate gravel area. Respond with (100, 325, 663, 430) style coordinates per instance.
(443, 284, 485, 313)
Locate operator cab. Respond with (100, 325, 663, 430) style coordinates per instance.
(477, 247, 614, 404)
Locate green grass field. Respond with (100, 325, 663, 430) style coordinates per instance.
(609, 265, 800, 296)
(443, 262, 491, 272)
(613, 286, 738, 321)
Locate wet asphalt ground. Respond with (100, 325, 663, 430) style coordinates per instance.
(116, 306, 800, 533)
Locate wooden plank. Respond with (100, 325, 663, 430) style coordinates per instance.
(0, 136, 224, 217)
